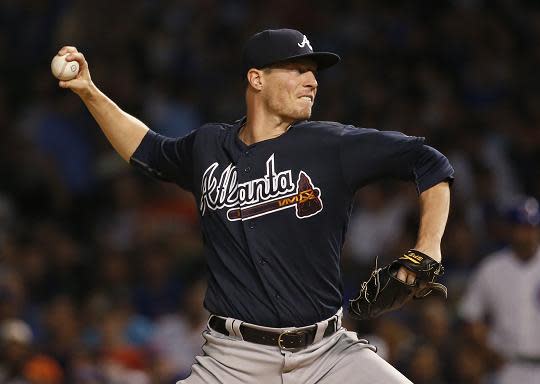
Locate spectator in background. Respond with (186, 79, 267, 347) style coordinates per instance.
(449, 341, 488, 384)
(40, 295, 82, 369)
(77, 295, 153, 383)
(0, 270, 26, 323)
(132, 242, 183, 320)
(0, 319, 33, 384)
(459, 196, 540, 384)
(402, 341, 445, 384)
(149, 278, 208, 382)
(415, 298, 453, 379)
(0, 318, 65, 384)
(23, 355, 64, 384)
(346, 184, 414, 266)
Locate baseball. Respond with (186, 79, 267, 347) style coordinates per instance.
(51, 54, 79, 81)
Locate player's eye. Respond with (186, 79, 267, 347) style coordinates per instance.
(300, 67, 317, 76)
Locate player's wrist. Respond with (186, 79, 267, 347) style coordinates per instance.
(410, 245, 441, 262)
(79, 81, 99, 103)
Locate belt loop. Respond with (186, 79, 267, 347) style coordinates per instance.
(232, 319, 243, 340)
(207, 315, 214, 330)
(225, 318, 236, 337)
(313, 319, 329, 344)
(336, 309, 342, 330)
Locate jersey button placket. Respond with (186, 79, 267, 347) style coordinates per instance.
(237, 152, 264, 273)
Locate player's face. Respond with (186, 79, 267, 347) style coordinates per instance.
(510, 224, 540, 259)
(262, 59, 318, 120)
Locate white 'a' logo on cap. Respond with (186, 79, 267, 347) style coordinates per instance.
(298, 35, 313, 51)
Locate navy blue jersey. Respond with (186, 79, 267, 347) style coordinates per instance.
(130, 118, 454, 327)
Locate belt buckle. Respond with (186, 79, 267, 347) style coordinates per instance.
(277, 329, 309, 351)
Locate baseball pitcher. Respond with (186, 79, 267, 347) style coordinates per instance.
(57, 29, 453, 383)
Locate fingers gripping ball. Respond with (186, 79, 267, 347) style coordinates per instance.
(51, 54, 79, 81)
(348, 249, 447, 320)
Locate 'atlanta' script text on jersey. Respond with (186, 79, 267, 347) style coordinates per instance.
(200, 154, 323, 221)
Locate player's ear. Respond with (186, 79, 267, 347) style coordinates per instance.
(247, 68, 264, 91)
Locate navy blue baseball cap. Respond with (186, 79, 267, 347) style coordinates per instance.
(242, 29, 341, 75)
(505, 197, 540, 226)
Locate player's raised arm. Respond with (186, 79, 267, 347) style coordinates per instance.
(54, 46, 149, 162)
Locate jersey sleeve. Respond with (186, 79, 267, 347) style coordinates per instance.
(129, 129, 197, 191)
(339, 126, 454, 193)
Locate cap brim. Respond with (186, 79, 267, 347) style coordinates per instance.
(266, 52, 341, 71)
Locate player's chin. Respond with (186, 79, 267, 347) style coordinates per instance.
(293, 106, 313, 120)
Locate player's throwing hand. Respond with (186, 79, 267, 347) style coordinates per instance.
(56, 46, 93, 97)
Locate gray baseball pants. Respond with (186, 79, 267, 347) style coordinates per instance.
(177, 315, 412, 384)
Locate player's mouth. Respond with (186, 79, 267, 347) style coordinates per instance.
(298, 95, 314, 103)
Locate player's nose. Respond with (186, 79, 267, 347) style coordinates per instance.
(304, 70, 318, 89)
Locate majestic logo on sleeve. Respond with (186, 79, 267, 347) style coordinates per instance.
(200, 154, 323, 221)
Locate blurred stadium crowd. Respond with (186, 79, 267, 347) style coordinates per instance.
(1, 0, 540, 383)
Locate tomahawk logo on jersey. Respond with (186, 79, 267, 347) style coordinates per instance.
(200, 154, 323, 221)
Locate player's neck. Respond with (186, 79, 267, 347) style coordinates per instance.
(513, 243, 539, 262)
(241, 109, 293, 145)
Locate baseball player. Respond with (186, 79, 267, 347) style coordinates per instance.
(459, 197, 540, 384)
(57, 29, 453, 383)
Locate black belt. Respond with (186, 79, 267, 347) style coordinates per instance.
(513, 355, 540, 364)
(208, 316, 339, 350)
